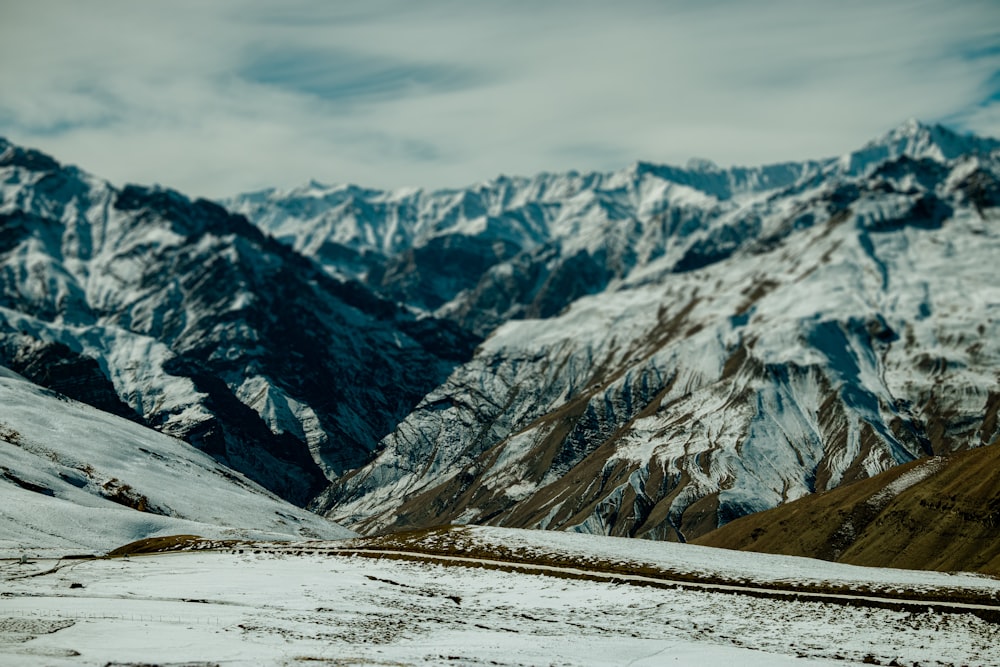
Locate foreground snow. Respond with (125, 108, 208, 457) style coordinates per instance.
(3, 549, 998, 666)
(434, 526, 1000, 597)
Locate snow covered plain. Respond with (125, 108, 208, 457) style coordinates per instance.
(3, 529, 999, 666)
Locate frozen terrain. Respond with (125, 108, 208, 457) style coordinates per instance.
(2, 529, 999, 666)
(0, 365, 352, 557)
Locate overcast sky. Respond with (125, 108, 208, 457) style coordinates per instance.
(1, 0, 998, 198)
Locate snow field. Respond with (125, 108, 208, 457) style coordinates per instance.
(3, 550, 999, 666)
(449, 526, 1000, 597)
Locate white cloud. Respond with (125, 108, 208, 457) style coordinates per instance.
(1, 0, 997, 198)
(952, 101, 1000, 139)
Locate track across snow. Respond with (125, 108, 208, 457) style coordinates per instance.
(316, 547, 1000, 619)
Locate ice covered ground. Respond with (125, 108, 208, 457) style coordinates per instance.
(2, 546, 998, 666)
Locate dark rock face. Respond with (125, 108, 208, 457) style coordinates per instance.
(0, 140, 61, 172)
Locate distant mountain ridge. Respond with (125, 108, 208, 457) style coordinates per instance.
(225, 120, 1000, 337)
(2, 122, 998, 555)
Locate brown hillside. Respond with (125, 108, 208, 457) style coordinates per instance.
(694, 443, 1000, 575)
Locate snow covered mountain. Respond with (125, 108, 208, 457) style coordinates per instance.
(0, 139, 474, 506)
(3, 121, 998, 550)
(0, 366, 352, 555)
(225, 119, 998, 337)
(268, 121, 998, 539)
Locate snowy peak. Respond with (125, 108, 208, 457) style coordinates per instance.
(838, 120, 1000, 175)
(879, 118, 999, 157)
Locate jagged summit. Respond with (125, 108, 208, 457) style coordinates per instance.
(0, 136, 63, 173)
(685, 157, 721, 172)
(869, 118, 999, 154)
(839, 119, 1000, 175)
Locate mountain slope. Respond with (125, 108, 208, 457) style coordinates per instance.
(693, 442, 1000, 575)
(0, 139, 475, 506)
(304, 123, 1000, 539)
(0, 366, 353, 555)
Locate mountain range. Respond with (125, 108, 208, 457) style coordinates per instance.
(2, 119, 998, 565)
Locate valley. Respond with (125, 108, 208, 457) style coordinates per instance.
(3, 2, 999, 664)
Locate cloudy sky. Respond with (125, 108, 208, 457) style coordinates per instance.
(1, 0, 998, 198)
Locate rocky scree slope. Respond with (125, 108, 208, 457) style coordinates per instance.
(0, 139, 475, 506)
(286, 122, 1000, 539)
